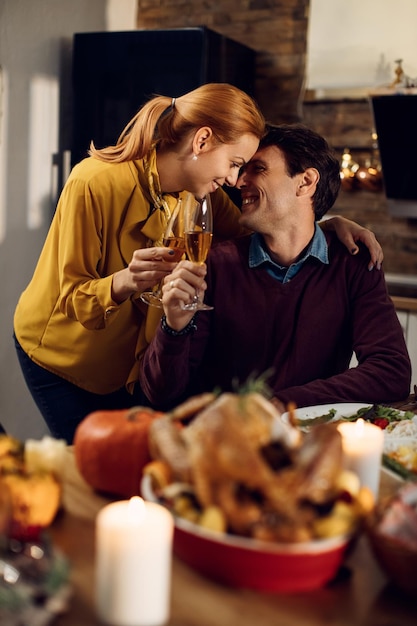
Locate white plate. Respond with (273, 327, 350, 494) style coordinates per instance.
(281, 403, 417, 481)
(281, 403, 371, 429)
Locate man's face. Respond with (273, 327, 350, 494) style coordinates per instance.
(237, 145, 301, 233)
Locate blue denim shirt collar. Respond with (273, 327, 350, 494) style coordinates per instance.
(248, 224, 329, 283)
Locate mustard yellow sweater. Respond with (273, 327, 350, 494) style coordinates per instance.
(14, 150, 243, 394)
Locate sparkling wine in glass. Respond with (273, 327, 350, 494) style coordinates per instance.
(183, 194, 214, 311)
(140, 197, 186, 308)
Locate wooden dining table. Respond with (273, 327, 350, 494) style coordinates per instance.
(50, 398, 417, 626)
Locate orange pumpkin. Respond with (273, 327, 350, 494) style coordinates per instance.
(73, 406, 163, 498)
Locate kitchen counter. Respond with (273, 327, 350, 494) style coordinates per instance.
(386, 273, 417, 300)
(390, 296, 417, 313)
(385, 279, 417, 387)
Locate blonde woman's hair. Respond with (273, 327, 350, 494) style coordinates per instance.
(89, 83, 266, 163)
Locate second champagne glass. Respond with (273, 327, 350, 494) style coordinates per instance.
(183, 194, 214, 311)
(140, 196, 186, 308)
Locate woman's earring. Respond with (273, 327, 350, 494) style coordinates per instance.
(192, 154, 198, 161)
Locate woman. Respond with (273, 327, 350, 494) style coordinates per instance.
(14, 83, 382, 443)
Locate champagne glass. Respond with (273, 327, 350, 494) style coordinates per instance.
(183, 194, 214, 311)
(140, 197, 186, 308)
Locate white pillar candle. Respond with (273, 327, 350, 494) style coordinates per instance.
(337, 418, 384, 498)
(95, 496, 173, 626)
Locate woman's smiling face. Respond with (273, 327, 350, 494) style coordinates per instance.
(187, 133, 260, 200)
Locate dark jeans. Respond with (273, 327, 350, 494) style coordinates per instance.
(13, 334, 151, 444)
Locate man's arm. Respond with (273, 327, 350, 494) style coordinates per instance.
(140, 260, 210, 409)
(274, 259, 411, 409)
(320, 216, 383, 271)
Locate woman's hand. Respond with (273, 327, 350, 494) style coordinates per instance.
(161, 260, 207, 331)
(321, 216, 383, 271)
(111, 247, 179, 303)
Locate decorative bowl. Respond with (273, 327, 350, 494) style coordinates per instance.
(366, 482, 417, 595)
(367, 529, 417, 595)
(141, 475, 353, 593)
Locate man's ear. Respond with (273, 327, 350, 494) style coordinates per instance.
(297, 167, 320, 195)
(192, 127, 214, 155)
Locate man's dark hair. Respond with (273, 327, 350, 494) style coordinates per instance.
(259, 124, 341, 220)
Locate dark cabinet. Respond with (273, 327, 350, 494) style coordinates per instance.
(71, 27, 256, 167)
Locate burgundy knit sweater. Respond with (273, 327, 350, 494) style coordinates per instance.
(140, 233, 411, 410)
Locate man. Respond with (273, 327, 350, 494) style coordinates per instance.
(140, 124, 411, 411)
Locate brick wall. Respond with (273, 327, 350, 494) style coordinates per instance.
(137, 0, 309, 124)
(303, 98, 417, 276)
(137, 1, 417, 276)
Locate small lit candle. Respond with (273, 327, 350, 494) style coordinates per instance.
(337, 418, 384, 497)
(96, 497, 173, 626)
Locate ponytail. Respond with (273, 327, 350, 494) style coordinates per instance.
(89, 96, 172, 162)
(89, 83, 265, 164)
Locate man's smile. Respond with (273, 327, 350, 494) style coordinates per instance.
(241, 195, 258, 206)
